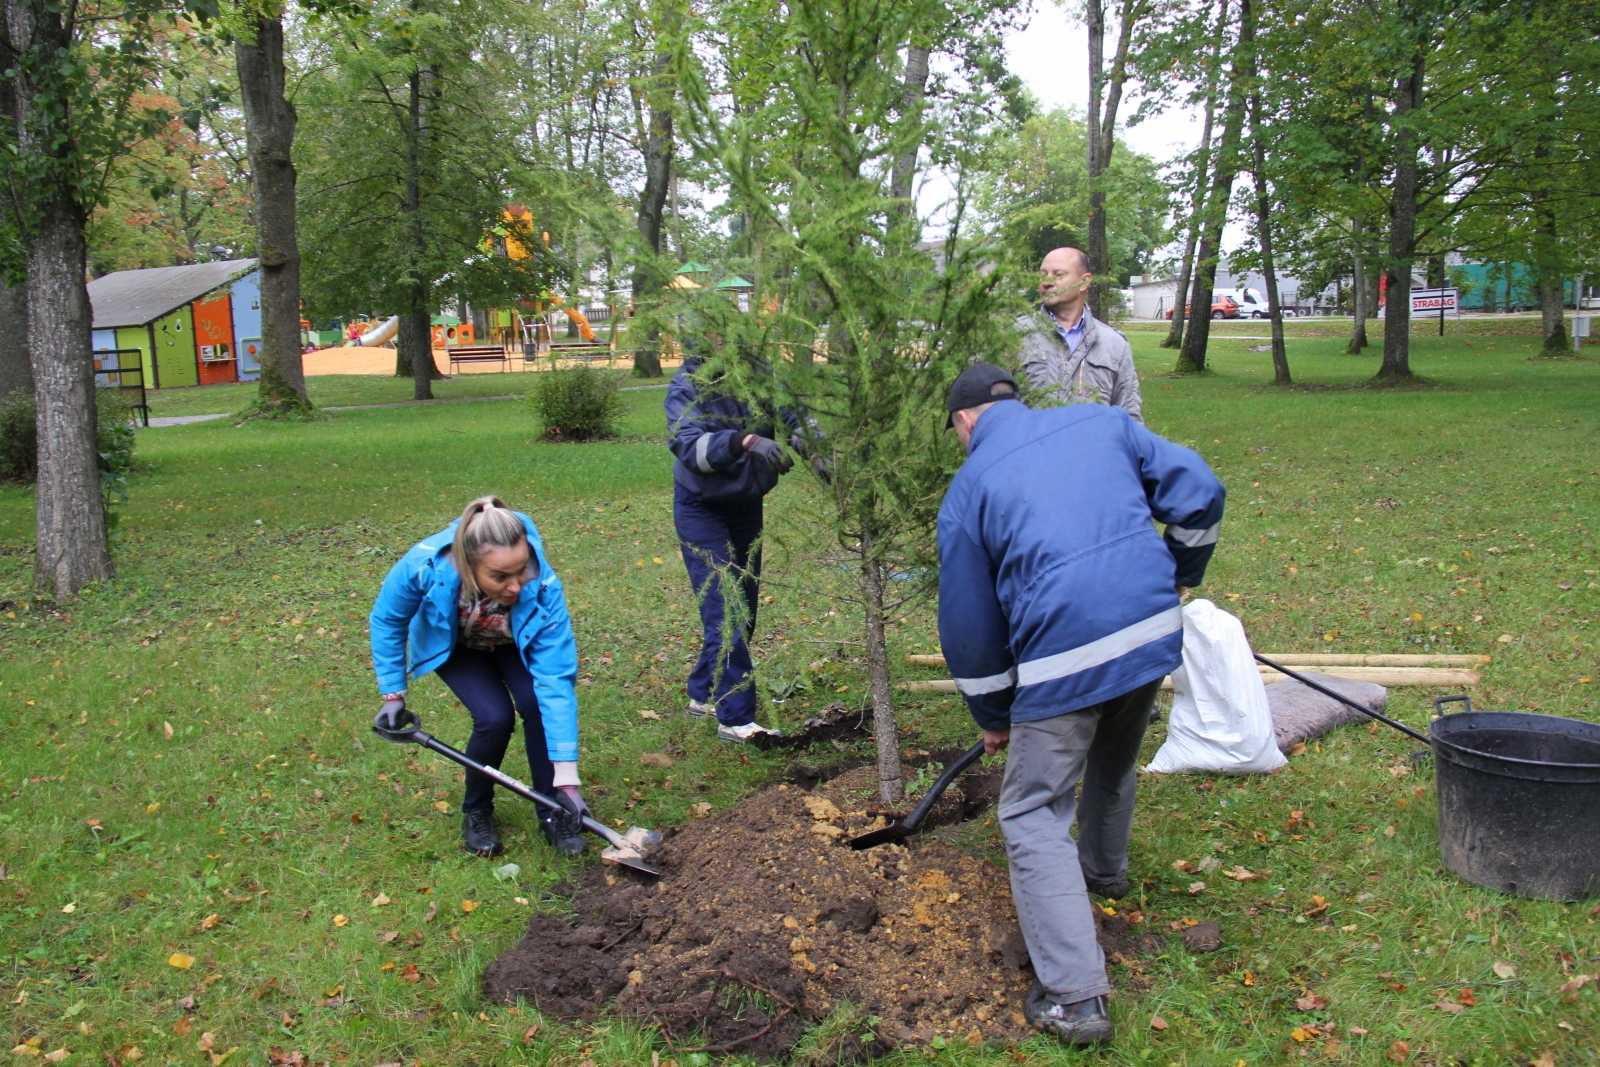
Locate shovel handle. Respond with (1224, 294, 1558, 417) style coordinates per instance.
(1253, 653, 1433, 745)
(897, 740, 988, 834)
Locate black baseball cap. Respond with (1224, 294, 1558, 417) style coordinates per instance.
(945, 363, 1019, 427)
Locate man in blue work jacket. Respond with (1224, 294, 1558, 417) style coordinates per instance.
(664, 352, 800, 743)
(938, 363, 1225, 1046)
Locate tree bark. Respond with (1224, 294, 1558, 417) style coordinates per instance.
(1161, 0, 1226, 350)
(1247, 63, 1288, 384)
(1537, 273, 1568, 353)
(398, 67, 440, 399)
(860, 526, 904, 805)
(630, 48, 673, 379)
(1346, 216, 1369, 353)
(1377, 46, 1423, 382)
(236, 16, 310, 411)
(0, 274, 31, 397)
(889, 44, 930, 218)
(1176, 0, 1249, 375)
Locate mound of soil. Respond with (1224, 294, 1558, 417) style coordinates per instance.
(484, 766, 1172, 1059)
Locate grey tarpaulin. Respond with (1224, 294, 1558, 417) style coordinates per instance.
(1265, 671, 1388, 754)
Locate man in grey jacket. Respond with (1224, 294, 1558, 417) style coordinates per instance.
(1015, 247, 1143, 423)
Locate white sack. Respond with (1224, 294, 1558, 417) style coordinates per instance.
(1146, 599, 1288, 775)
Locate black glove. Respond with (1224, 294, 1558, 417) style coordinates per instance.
(374, 699, 407, 731)
(811, 455, 834, 484)
(745, 436, 794, 474)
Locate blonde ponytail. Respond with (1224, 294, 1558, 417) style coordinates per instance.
(452, 496, 528, 602)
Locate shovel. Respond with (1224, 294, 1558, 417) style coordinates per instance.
(372, 709, 663, 877)
(1253, 653, 1431, 745)
(849, 740, 987, 850)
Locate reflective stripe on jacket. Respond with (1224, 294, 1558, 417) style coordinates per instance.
(368, 513, 580, 763)
(937, 401, 1224, 730)
(1015, 308, 1143, 423)
(665, 359, 796, 504)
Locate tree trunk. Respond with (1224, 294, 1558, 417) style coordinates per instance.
(860, 526, 904, 805)
(396, 306, 434, 382)
(30, 195, 110, 596)
(630, 50, 673, 379)
(1247, 59, 1288, 384)
(1537, 274, 1568, 354)
(889, 44, 930, 218)
(236, 16, 310, 412)
(1346, 217, 1368, 353)
(1377, 47, 1423, 382)
(1087, 0, 1139, 320)
(1176, 0, 1249, 375)
(0, 274, 31, 397)
(398, 67, 439, 399)
(1161, 0, 1226, 351)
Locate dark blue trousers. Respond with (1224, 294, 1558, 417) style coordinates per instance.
(435, 644, 554, 812)
(674, 482, 763, 726)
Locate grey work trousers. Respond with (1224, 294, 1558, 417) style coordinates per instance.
(998, 678, 1160, 1004)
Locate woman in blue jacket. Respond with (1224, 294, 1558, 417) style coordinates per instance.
(369, 496, 586, 857)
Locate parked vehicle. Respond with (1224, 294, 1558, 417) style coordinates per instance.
(1167, 294, 1240, 320)
(1229, 287, 1295, 318)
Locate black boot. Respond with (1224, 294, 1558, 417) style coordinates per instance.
(1023, 983, 1113, 1046)
(1085, 876, 1130, 900)
(462, 809, 503, 856)
(540, 806, 587, 856)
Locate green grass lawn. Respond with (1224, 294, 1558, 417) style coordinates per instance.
(2, 336, 1596, 1067)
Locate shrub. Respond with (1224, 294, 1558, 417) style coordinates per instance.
(0, 390, 139, 519)
(529, 365, 623, 441)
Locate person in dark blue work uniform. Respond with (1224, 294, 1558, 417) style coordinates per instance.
(664, 353, 803, 743)
(938, 363, 1225, 1047)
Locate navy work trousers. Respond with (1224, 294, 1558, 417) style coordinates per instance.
(434, 643, 554, 812)
(674, 482, 763, 726)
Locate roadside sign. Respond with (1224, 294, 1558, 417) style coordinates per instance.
(1410, 287, 1458, 314)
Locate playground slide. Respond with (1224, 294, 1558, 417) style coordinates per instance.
(562, 307, 597, 343)
(347, 315, 399, 347)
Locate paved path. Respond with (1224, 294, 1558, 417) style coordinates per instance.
(145, 382, 670, 428)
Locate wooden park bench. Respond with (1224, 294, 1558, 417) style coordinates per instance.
(448, 344, 511, 373)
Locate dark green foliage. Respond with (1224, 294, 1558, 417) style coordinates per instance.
(0, 391, 138, 511)
(529, 366, 623, 441)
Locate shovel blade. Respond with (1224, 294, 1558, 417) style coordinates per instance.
(600, 825, 664, 877)
(848, 823, 909, 850)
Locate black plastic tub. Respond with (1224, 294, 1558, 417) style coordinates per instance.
(1431, 709, 1600, 901)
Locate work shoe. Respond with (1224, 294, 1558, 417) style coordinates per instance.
(1085, 876, 1130, 900)
(540, 807, 587, 856)
(462, 809, 504, 857)
(717, 721, 783, 744)
(687, 699, 716, 718)
(1023, 983, 1113, 1047)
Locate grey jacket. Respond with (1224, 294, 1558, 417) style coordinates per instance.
(1014, 308, 1143, 423)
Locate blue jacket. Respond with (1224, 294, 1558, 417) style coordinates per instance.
(368, 513, 580, 763)
(937, 401, 1225, 731)
(665, 359, 799, 504)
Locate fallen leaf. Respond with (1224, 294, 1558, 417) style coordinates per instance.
(1222, 866, 1258, 882)
(167, 953, 195, 970)
(1188, 881, 1206, 894)
(1242, 971, 1255, 986)
(1290, 742, 1307, 756)
(513, 897, 529, 906)
(401, 965, 420, 982)
(1434, 1000, 1465, 1015)
(460, 900, 479, 913)
(1529, 1054, 1555, 1067)
(1387, 1040, 1410, 1063)
(1458, 987, 1477, 1007)
(638, 709, 660, 720)
(1386, 983, 1407, 992)
(1349, 1027, 1368, 1036)
(163, 722, 173, 739)
(422, 902, 437, 923)
(433, 801, 450, 813)
(332, 914, 348, 928)
(521, 1025, 541, 1047)
(1289, 1027, 1312, 1043)
(377, 931, 398, 943)
(1383, 825, 1396, 838)
(200, 914, 220, 930)
(41, 1052, 66, 1064)
(1296, 994, 1328, 1011)
(1170, 859, 1196, 873)
(11, 1046, 40, 1058)
(195, 1035, 214, 1054)
(639, 752, 674, 768)
(177, 996, 197, 1012)
(172, 1021, 193, 1038)
(117, 1049, 141, 1062)
(379, 963, 394, 972)
(1493, 960, 1517, 980)
(689, 802, 712, 819)
(1150, 1016, 1168, 1031)
(370, 893, 391, 907)
(61, 903, 75, 914)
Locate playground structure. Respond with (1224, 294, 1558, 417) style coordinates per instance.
(87, 259, 263, 390)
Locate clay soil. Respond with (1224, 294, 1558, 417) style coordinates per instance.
(484, 765, 1171, 1060)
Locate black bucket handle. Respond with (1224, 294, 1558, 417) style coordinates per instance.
(1433, 694, 1473, 717)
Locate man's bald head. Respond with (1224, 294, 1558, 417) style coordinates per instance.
(1038, 247, 1093, 322)
(1042, 247, 1091, 274)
